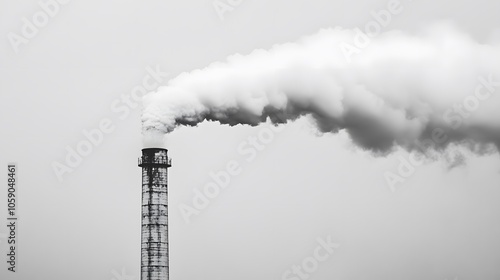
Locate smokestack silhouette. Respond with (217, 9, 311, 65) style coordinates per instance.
(139, 148, 172, 280)
(142, 23, 500, 156)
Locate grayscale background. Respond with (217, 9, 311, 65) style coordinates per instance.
(1, 0, 500, 280)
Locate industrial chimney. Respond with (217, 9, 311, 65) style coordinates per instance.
(138, 148, 172, 280)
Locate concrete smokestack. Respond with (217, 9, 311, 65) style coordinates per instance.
(138, 148, 172, 280)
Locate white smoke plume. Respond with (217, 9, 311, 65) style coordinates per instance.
(142, 22, 500, 155)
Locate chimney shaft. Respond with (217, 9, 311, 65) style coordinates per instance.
(139, 148, 171, 280)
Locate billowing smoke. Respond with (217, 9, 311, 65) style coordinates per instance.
(142, 22, 500, 155)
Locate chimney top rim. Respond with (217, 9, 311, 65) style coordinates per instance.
(142, 148, 168, 152)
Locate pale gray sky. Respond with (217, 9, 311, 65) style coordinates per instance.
(1, 1, 500, 280)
